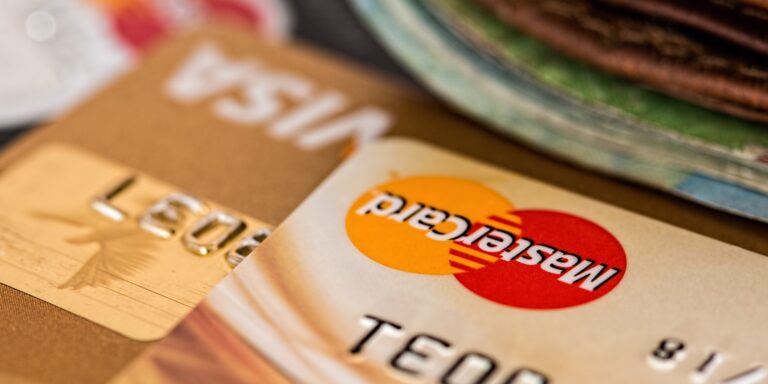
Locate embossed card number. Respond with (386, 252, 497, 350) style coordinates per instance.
(0, 144, 270, 340)
(92, 175, 268, 267)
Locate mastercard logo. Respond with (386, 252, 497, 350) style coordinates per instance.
(346, 177, 626, 310)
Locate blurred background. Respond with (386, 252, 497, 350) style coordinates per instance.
(0, 0, 410, 144)
(1, 0, 767, 224)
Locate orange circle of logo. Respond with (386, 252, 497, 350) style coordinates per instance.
(346, 177, 515, 275)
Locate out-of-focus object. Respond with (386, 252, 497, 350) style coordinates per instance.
(350, 0, 768, 223)
(475, 0, 768, 123)
(0, 0, 291, 129)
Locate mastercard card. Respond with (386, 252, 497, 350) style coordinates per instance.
(113, 138, 768, 383)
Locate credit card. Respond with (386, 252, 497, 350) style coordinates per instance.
(113, 138, 768, 383)
(0, 0, 290, 128)
(0, 143, 271, 341)
(0, 23, 764, 384)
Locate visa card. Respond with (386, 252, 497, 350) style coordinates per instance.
(113, 138, 768, 383)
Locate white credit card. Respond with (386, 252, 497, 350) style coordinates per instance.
(113, 138, 768, 384)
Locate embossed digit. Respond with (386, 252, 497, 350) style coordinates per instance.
(225, 228, 271, 268)
(648, 338, 686, 371)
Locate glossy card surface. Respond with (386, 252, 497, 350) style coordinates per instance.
(114, 139, 768, 384)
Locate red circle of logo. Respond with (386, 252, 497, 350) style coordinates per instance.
(453, 210, 626, 309)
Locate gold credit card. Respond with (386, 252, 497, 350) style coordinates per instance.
(0, 24, 409, 384)
(114, 139, 768, 384)
(0, 23, 764, 384)
(0, 144, 269, 341)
